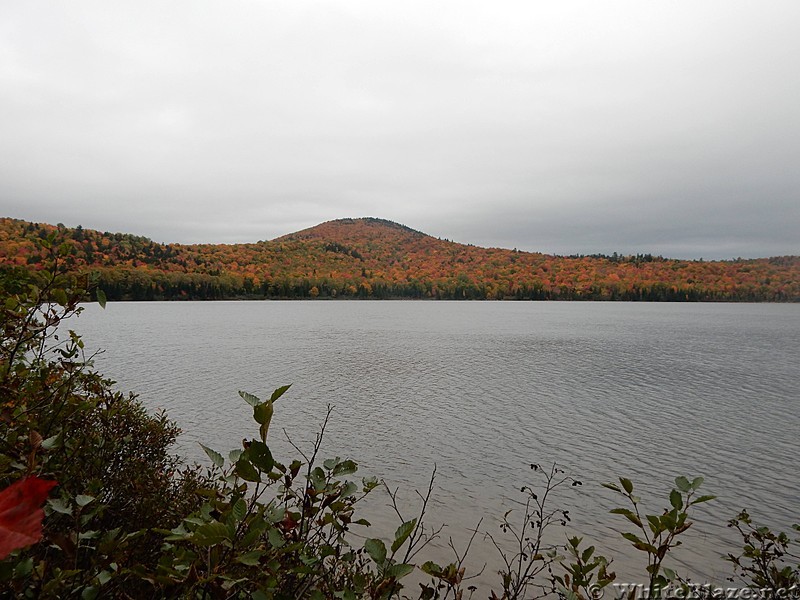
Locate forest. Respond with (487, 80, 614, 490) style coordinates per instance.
(0, 217, 797, 302)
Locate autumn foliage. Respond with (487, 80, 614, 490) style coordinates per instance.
(0, 477, 57, 559)
(0, 217, 797, 302)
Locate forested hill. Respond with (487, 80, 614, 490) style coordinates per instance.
(0, 216, 797, 301)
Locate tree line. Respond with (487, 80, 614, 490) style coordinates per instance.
(1, 217, 797, 302)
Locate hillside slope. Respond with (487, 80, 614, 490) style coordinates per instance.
(0, 217, 797, 301)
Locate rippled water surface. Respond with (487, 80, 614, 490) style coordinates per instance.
(75, 301, 799, 587)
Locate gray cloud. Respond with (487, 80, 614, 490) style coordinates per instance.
(1, 1, 798, 258)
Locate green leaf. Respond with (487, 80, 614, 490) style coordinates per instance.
(621, 532, 644, 545)
(236, 550, 264, 566)
(259, 421, 269, 443)
(391, 519, 417, 553)
(619, 478, 634, 494)
(341, 481, 358, 498)
(48, 498, 73, 515)
(96, 570, 112, 586)
(675, 476, 691, 492)
(199, 444, 224, 469)
(253, 401, 273, 425)
(267, 527, 284, 549)
(193, 521, 230, 546)
(163, 522, 189, 541)
(386, 563, 415, 579)
(240, 517, 268, 547)
(691, 476, 704, 490)
(309, 467, 327, 491)
(14, 557, 34, 578)
(253, 401, 274, 441)
(670, 489, 683, 510)
(647, 514, 662, 535)
(75, 494, 95, 507)
(247, 440, 274, 472)
(81, 586, 99, 600)
(633, 541, 658, 554)
(601, 482, 622, 493)
(362, 476, 379, 491)
(609, 508, 633, 516)
(610, 508, 642, 527)
(96, 289, 107, 309)
(231, 498, 247, 522)
(332, 459, 358, 477)
(235, 459, 261, 482)
(690, 494, 717, 505)
(41, 434, 61, 450)
(266, 505, 286, 524)
(420, 561, 443, 576)
(364, 538, 387, 565)
(239, 391, 261, 407)
(52, 288, 68, 306)
(270, 384, 291, 403)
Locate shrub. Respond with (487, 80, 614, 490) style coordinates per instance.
(0, 240, 203, 597)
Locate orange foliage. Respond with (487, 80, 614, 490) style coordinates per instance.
(0, 217, 797, 301)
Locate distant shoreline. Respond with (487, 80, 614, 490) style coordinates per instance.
(4, 217, 799, 303)
(81, 296, 799, 304)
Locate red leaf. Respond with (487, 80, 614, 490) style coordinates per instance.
(0, 476, 58, 559)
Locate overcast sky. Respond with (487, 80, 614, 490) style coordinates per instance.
(1, 1, 798, 259)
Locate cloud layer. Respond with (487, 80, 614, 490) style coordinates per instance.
(1, 1, 797, 258)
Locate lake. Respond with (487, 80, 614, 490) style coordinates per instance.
(73, 300, 799, 590)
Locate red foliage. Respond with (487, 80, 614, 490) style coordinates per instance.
(0, 476, 58, 559)
(1, 217, 798, 301)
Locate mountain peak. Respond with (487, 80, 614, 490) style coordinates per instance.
(331, 217, 423, 234)
(279, 217, 426, 242)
